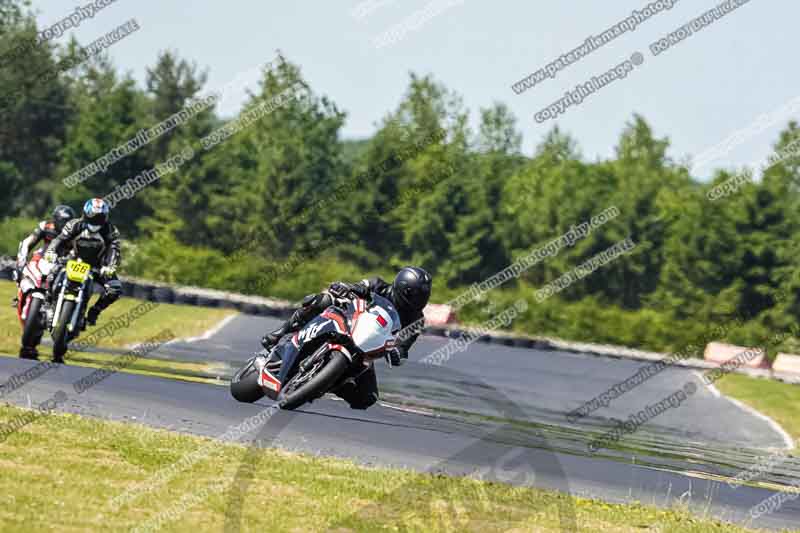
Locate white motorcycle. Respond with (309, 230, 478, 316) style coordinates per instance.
(231, 293, 401, 410)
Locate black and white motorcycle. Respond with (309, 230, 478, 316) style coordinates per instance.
(230, 293, 401, 410)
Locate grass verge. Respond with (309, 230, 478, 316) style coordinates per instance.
(716, 373, 800, 451)
(0, 405, 776, 532)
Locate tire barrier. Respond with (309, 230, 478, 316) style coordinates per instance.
(152, 287, 175, 304)
(423, 303, 457, 326)
(132, 283, 155, 302)
(175, 293, 197, 306)
(0, 257, 15, 281)
(704, 341, 770, 369)
(773, 353, 800, 379)
(121, 280, 136, 297)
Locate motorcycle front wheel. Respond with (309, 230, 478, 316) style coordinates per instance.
(278, 351, 349, 411)
(230, 357, 267, 404)
(21, 297, 44, 350)
(52, 300, 76, 363)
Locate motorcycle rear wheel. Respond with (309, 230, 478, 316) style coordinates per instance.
(278, 351, 349, 411)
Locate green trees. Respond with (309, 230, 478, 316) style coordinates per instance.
(0, 0, 72, 215)
(242, 59, 346, 258)
(438, 103, 521, 285)
(2, 0, 800, 354)
(54, 55, 152, 236)
(138, 51, 216, 243)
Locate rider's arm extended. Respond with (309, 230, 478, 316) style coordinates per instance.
(328, 278, 374, 300)
(395, 313, 424, 356)
(16, 223, 45, 267)
(102, 224, 122, 270)
(46, 219, 81, 257)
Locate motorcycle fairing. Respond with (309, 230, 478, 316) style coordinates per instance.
(351, 298, 398, 355)
(18, 256, 45, 322)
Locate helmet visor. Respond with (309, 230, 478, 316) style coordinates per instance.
(84, 212, 108, 226)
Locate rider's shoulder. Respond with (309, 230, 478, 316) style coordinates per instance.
(62, 219, 80, 232)
(103, 223, 121, 237)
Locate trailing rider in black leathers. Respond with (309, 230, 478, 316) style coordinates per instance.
(12, 205, 76, 304)
(261, 266, 432, 410)
(14, 206, 76, 359)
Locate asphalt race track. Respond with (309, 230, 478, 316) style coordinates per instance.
(2, 314, 800, 530)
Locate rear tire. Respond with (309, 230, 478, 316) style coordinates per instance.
(52, 300, 75, 363)
(278, 351, 349, 411)
(21, 297, 44, 349)
(230, 358, 267, 403)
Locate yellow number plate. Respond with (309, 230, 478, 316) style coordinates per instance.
(65, 260, 90, 282)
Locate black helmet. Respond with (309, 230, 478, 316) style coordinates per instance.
(52, 205, 76, 233)
(392, 266, 432, 312)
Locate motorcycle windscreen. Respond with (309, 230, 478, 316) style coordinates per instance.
(351, 306, 396, 355)
(369, 294, 401, 333)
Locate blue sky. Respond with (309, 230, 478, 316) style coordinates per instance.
(32, 0, 799, 181)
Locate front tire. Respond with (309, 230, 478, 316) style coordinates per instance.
(52, 300, 75, 363)
(21, 297, 44, 349)
(278, 351, 349, 411)
(230, 358, 267, 403)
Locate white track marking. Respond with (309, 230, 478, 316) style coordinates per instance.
(724, 396, 794, 450)
(692, 370, 794, 450)
(169, 313, 239, 344)
(692, 370, 720, 397)
(379, 402, 437, 417)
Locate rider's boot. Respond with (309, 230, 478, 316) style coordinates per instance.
(84, 306, 101, 329)
(334, 377, 358, 397)
(10, 284, 19, 308)
(260, 294, 323, 350)
(19, 346, 38, 360)
(83, 280, 122, 330)
(261, 320, 294, 351)
(11, 269, 21, 307)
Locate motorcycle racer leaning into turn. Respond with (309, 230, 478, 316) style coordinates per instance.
(44, 198, 123, 329)
(11, 205, 76, 307)
(260, 266, 432, 410)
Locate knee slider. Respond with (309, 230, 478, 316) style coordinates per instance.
(349, 392, 378, 410)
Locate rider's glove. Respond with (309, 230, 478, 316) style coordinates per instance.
(100, 266, 117, 278)
(350, 283, 371, 300)
(43, 250, 57, 264)
(12, 267, 21, 283)
(261, 333, 279, 350)
(329, 281, 370, 300)
(328, 282, 350, 298)
(388, 347, 406, 367)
